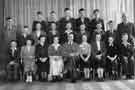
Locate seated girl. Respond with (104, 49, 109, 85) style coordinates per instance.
(21, 38, 36, 83)
(106, 36, 119, 80)
(48, 36, 63, 81)
(79, 35, 91, 80)
(35, 35, 49, 81)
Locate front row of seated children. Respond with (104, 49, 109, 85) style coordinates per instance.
(6, 33, 135, 83)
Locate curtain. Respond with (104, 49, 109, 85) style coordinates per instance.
(4, 0, 134, 31)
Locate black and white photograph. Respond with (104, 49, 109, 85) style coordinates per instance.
(0, 0, 135, 90)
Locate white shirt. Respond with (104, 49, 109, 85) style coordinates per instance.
(96, 41, 101, 51)
(52, 43, 60, 50)
(36, 30, 41, 38)
(68, 41, 73, 45)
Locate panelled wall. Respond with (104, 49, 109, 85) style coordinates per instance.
(0, 0, 135, 70)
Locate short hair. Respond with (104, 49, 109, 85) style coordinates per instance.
(9, 40, 17, 47)
(108, 20, 113, 24)
(36, 22, 41, 25)
(79, 8, 85, 12)
(6, 16, 12, 20)
(50, 11, 56, 14)
(10, 40, 17, 44)
(38, 35, 46, 40)
(25, 37, 34, 45)
(37, 11, 43, 15)
(95, 33, 101, 36)
(64, 8, 70, 12)
(24, 25, 29, 28)
(53, 35, 59, 40)
(93, 9, 100, 14)
(80, 24, 86, 27)
(122, 33, 128, 37)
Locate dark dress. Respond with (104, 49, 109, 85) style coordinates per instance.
(76, 17, 90, 32)
(119, 42, 134, 76)
(106, 44, 119, 73)
(32, 20, 47, 32)
(35, 43, 49, 73)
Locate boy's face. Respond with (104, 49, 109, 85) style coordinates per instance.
(54, 37, 59, 44)
(82, 35, 87, 42)
(51, 13, 56, 18)
(122, 34, 128, 41)
(68, 34, 74, 41)
(79, 11, 85, 17)
(23, 28, 29, 33)
(96, 34, 101, 41)
(11, 41, 17, 48)
(66, 23, 72, 29)
(51, 23, 56, 30)
(7, 19, 13, 26)
(96, 23, 102, 29)
(94, 11, 100, 18)
(40, 37, 46, 43)
(36, 23, 41, 30)
(108, 37, 114, 43)
(122, 15, 127, 23)
(37, 14, 43, 20)
(80, 24, 86, 30)
(65, 10, 71, 17)
(109, 22, 114, 29)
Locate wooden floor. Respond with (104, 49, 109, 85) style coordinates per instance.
(0, 80, 135, 90)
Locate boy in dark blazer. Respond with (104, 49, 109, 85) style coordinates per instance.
(7, 40, 20, 81)
(91, 33, 106, 81)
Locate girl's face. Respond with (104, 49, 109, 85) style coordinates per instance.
(36, 23, 41, 30)
(108, 37, 114, 44)
(82, 35, 87, 42)
(96, 34, 101, 41)
(54, 37, 59, 44)
(26, 40, 32, 46)
(96, 23, 102, 30)
(65, 10, 71, 17)
(122, 34, 128, 42)
(40, 37, 46, 43)
(66, 23, 72, 29)
(51, 23, 56, 30)
(80, 24, 86, 30)
(51, 13, 56, 18)
(11, 41, 17, 48)
(109, 22, 114, 29)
